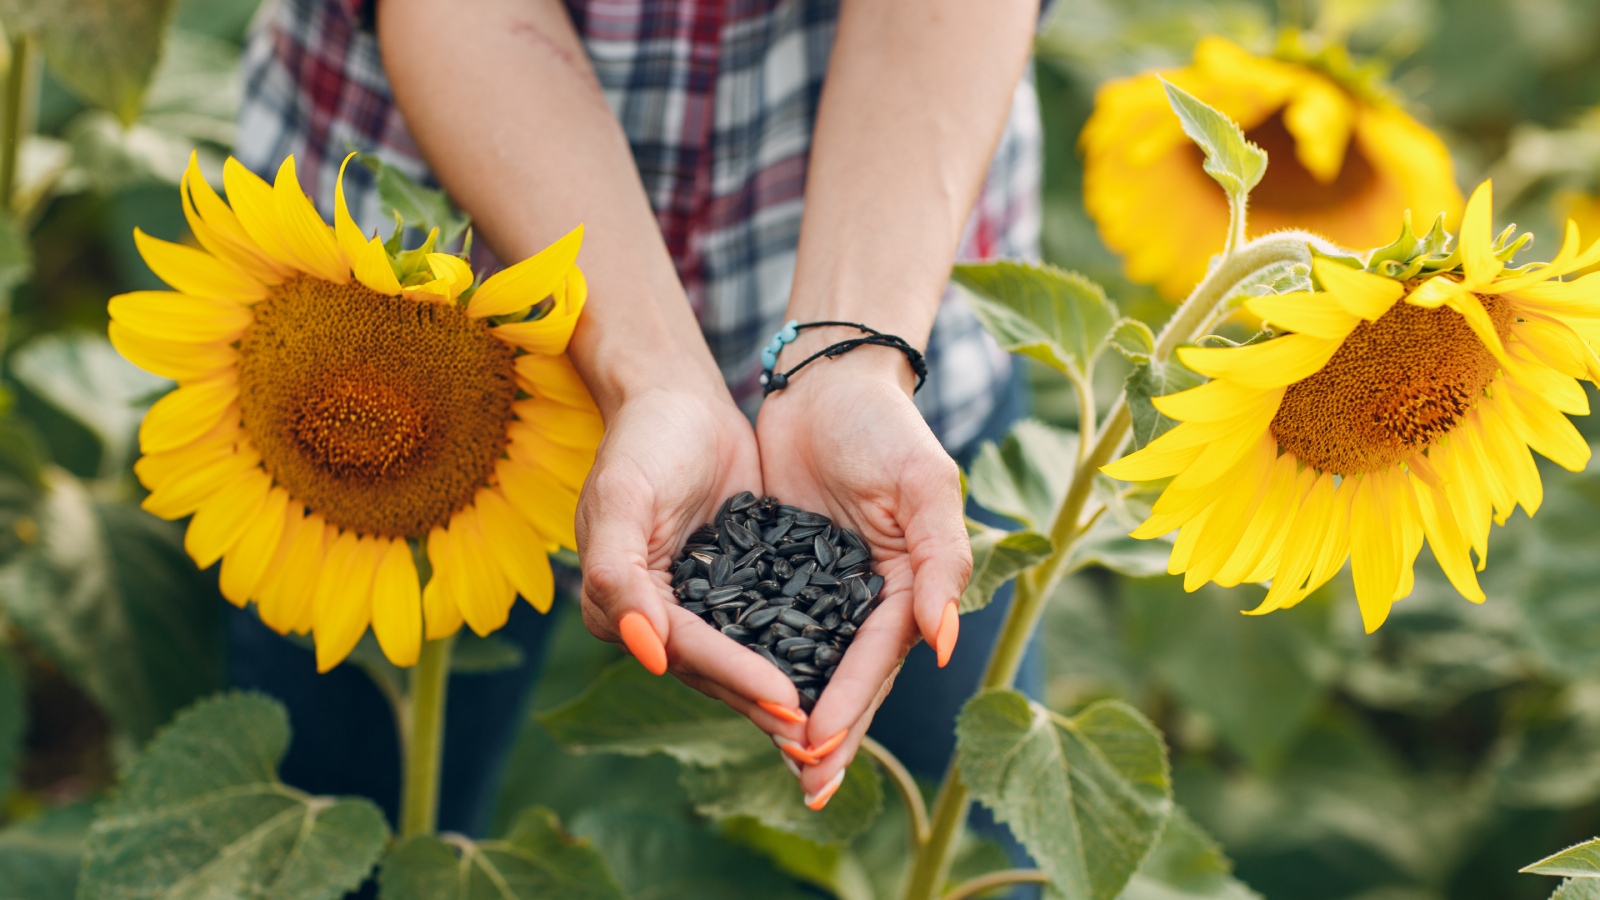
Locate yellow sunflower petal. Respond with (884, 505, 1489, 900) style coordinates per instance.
(1458, 180, 1504, 286)
(333, 153, 369, 266)
(427, 253, 475, 300)
(1283, 77, 1355, 184)
(453, 508, 516, 636)
(134, 422, 238, 493)
(1181, 435, 1277, 588)
(1348, 472, 1402, 632)
(1244, 290, 1361, 340)
(273, 156, 349, 284)
(182, 154, 288, 286)
(133, 229, 267, 304)
(1412, 477, 1485, 604)
(469, 224, 583, 319)
(474, 487, 556, 613)
(218, 487, 289, 606)
(1249, 469, 1335, 615)
(490, 266, 587, 355)
(423, 526, 464, 640)
(1313, 259, 1403, 322)
(353, 236, 402, 295)
(138, 373, 239, 454)
(514, 353, 597, 410)
(371, 537, 424, 667)
(1177, 334, 1341, 388)
(111, 322, 238, 383)
(184, 466, 272, 568)
(1213, 451, 1302, 587)
(109, 290, 254, 343)
(141, 445, 261, 520)
(265, 514, 331, 635)
(496, 459, 574, 551)
(314, 531, 376, 673)
(1150, 377, 1276, 423)
(224, 157, 299, 270)
(254, 503, 307, 632)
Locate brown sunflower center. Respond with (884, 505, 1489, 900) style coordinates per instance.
(1234, 109, 1376, 214)
(238, 275, 516, 538)
(1269, 291, 1513, 475)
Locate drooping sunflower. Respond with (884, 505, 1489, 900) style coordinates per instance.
(112, 152, 601, 670)
(1102, 181, 1600, 631)
(1083, 35, 1463, 299)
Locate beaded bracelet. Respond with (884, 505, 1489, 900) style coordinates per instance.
(758, 320, 928, 396)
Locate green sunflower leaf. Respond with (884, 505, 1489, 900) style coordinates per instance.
(679, 752, 882, 845)
(78, 692, 389, 900)
(952, 261, 1119, 382)
(1159, 78, 1266, 203)
(538, 659, 772, 767)
(1119, 808, 1260, 900)
(357, 153, 472, 252)
(0, 643, 22, 801)
(1553, 880, 1600, 900)
(1109, 319, 1155, 364)
(569, 808, 818, 900)
(957, 690, 1173, 900)
(962, 522, 1051, 614)
(0, 469, 223, 741)
(10, 332, 169, 478)
(1123, 357, 1206, 452)
(967, 419, 1078, 531)
(0, 0, 176, 126)
(0, 802, 93, 900)
(379, 807, 625, 900)
(1524, 838, 1600, 878)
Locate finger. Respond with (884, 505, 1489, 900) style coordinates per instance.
(798, 661, 902, 801)
(675, 670, 808, 746)
(577, 485, 673, 673)
(662, 603, 803, 712)
(902, 457, 971, 666)
(801, 590, 917, 767)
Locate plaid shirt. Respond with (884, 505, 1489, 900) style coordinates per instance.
(238, 0, 1041, 452)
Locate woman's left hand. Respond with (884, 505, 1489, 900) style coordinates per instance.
(753, 342, 971, 807)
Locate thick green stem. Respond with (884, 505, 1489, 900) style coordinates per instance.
(900, 232, 1316, 900)
(400, 635, 455, 839)
(863, 736, 928, 848)
(0, 34, 29, 214)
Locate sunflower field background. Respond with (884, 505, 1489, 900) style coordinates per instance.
(9, 0, 1600, 899)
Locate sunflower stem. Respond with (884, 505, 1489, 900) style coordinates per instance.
(0, 32, 30, 214)
(902, 231, 1316, 900)
(400, 634, 455, 839)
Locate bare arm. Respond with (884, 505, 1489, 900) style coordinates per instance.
(758, 0, 1039, 800)
(379, 0, 811, 740)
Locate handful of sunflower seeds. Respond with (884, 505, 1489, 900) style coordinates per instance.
(671, 491, 882, 712)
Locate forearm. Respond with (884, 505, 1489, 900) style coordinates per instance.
(377, 0, 724, 415)
(786, 0, 1037, 374)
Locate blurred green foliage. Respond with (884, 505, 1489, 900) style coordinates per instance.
(5, 0, 1600, 899)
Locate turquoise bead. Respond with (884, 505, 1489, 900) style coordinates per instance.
(761, 346, 778, 369)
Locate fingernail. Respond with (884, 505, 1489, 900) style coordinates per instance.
(807, 728, 848, 759)
(759, 700, 807, 724)
(804, 769, 846, 811)
(618, 612, 667, 675)
(935, 602, 959, 668)
(773, 735, 820, 766)
(781, 753, 803, 778)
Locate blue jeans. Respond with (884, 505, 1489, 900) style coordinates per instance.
(226, 363, 1042, 859)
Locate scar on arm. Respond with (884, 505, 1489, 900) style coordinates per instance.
(509, 18, 590, 79)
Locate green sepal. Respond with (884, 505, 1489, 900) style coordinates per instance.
(1364, 210, 1452, 281)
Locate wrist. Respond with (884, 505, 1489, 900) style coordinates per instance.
(770, 330, 920, 399)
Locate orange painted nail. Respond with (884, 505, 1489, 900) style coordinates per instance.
(618, 612, 667, 675)
(758, 700, 807, 724)
(805, 770, 846, 811)
(935, 602, 959, 668)
(807, 728, 848, 759)
(774, 735, 820, 766)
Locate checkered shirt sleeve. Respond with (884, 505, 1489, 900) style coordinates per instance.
(238, 0, 1041, 453)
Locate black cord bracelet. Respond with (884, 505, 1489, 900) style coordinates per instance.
(758, 320, 928, 396)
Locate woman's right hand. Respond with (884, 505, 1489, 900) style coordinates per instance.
(574, 386, 813, 745)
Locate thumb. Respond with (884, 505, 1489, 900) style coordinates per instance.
(904, 459, 971, 669)
(578, 497, 673, 676)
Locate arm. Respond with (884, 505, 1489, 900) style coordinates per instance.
(377, 0, 809, 739)
(757, 0, 1038, 800)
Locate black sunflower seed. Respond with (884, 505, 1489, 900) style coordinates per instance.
(809, 570, 840, 587)
(705, 586, 743, 605)
(754, 645, 782, 668)
(727, 567, 758, 587)
(722, 624, 753, 643)
(841, 529, 866, 552)
(684, 578, 712, 600)
(836, 548, 869, 569)
(866, 574, 884, 599)
(673, 557, 697, 584)
(732, 545, 764, 570)
(806, 594, 838, 619)
(778, 608, 820, 630)
(782, 562, 815, 597)
(772, 558, 793, 579)
(771, 622, 799, 639)
(726, 519, 757, 550)
(709, 554, 731, 586)
(794, 511, 831, 527)
(814, 535, 835, 568)
(777, 636, 813, 656)
(814, 646, 842, 667)
(822, 612, 843, 630)
(787, 526, 824, 541)
(791, 661, 822, 676)
(681, 601, 707, 615)
(801, 625, 829, 642)
(763, 517, 794, 544)
(712, 609, 733, 628)
(836, 621, 857, 638)
(850, 601, 871, 625)
(743, 606, 780, 629)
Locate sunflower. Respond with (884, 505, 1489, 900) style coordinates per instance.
(1102, 181, 1600, 631)
(111, 152, 601, 670)
(1082, 35, 1463, 299)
